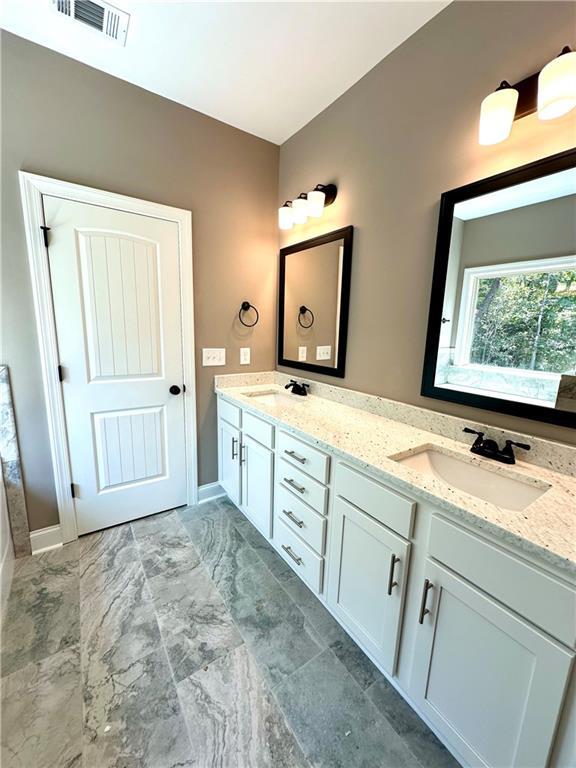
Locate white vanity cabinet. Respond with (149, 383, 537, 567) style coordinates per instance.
(410, 558, 573, 768)
(409, 515, 575, 768)
(217, 398, 274, 533)
(326, 463, 415, 675)
(216, 392, 576, 768)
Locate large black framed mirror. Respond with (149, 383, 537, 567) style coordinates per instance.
(278, 226, 353, 377)
(422, 149, 576, 428)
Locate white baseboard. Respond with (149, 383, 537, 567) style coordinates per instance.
(198, 482, 226, 504)
(30, 524, 62, 555)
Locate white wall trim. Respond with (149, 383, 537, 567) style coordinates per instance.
(19, 172, 198, 543)
(30, 524, 63, 555)
(198, 482, 226, 504)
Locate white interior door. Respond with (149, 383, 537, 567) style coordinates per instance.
(44, 195, 189, 535)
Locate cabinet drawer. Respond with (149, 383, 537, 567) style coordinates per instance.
(275, 518, 324, 593)
(243, 411, 274, 449)
(429, 516, 576, 648)
(334, 463, 415, 538)
(218, 398, 241, 429)
(277, 431, 330, 484)
(274, 484, 326, 555)
(278, 458, 328, 515)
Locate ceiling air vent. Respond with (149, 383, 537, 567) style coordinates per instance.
(51, 0, 130, 46)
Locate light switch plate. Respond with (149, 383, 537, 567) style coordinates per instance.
(240, 347, 250, 365)
(316, 345, 331, 361)
(298, 346, 307, 361)
(202, 348, 226, 366)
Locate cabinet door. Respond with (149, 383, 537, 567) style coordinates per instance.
(327, 496, 410, 675)
(241, 434, 273, 538)
(219, 419, 240, 505)
(410, 560, 574, 768)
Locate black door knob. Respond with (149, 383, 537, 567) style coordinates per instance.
(169, 385, 182, 395)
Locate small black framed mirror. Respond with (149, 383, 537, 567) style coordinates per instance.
(421, 149, 576, 428)
(278, 226, 353, 378)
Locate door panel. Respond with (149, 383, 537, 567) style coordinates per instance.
(327, 496, 410, 675)
(219, 420, 240, 506)
(79, 232, 162, 380)
(410, 559, 574, 768)
(241, 435, 273, 537)
(44, 195, 188, 534)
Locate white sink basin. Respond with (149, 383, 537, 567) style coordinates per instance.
(242, 390, 304, 407)
(394, 448, 550, 511)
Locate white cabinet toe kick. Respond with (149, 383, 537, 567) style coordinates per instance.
(217, 393, 575, 768)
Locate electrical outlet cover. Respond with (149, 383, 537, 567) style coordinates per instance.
(316, 345, 331, 361)
(240, 347, 250, 365)
(298, 346, 307, 361)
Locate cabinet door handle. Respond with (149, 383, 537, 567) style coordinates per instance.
(284, 477, 305, 494)
(231, 437, 238, 460)
(282, 509, 304, 528)
(282, 544, 303, 565)
(387, 554, 400, 595)
(418, 579, 434, 624)
(240, 444, 246, 464)
(284, 449, 306, 464)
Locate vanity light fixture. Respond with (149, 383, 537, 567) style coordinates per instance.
(278, 183, 338, 229)
(278, 201, 293, 230)
(478, 45, 576, 145)
(538, 47, 576, 121)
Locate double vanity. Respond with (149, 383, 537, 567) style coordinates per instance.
(216, 373, 575, 768)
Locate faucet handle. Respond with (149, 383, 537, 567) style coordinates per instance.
(463, 427, 484, 438)
(505, 439, 531, 452)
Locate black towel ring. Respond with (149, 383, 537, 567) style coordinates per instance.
(298, 305, 315, 329)
(239, 301, 259, 328)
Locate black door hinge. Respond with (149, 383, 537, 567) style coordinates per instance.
(40, 225, 51, 247)
(70, 482, 76, 499)
(58, 365, 64, 382)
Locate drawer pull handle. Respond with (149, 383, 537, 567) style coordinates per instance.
(282, 544, 303, 565)
(231, 437, 238, 460)
(418, 579, 434, 625)
(387, 554, 400, 595)
(282, 509, 304, 528)
(285, 449, 306, 464)
(284, 478, 305, 494)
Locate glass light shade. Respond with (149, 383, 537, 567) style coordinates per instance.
(278, 204, 293, 230)
(292, 197, 308, 224)
(478, 86, 519, 145)
(307, 189, 325, 217)
(538, 50, 576, 120)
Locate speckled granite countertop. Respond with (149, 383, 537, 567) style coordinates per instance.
(216, 383, 576, 578)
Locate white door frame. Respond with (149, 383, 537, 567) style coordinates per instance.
(19, 172, 198, 543)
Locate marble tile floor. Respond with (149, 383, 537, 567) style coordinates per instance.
(1, 498, 460, 768)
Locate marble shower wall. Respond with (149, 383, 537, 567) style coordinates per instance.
(0, 366, 31, 557)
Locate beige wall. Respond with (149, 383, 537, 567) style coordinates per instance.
(1, 32, 279, 531)
(278, 1, 576, 446)
(283, 241, 341, 366)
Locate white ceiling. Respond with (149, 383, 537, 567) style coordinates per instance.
(0, 0, 448, 144)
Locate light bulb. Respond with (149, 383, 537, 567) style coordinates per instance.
(538, 48, 576, 121)
(292, 196, 308, 224)
(478, 82, 519, 145)
(307, 188, 325, 218)
(278, 203, 293, 230)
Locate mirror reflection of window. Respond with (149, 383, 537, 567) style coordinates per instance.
(435, 168, 576, 410)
